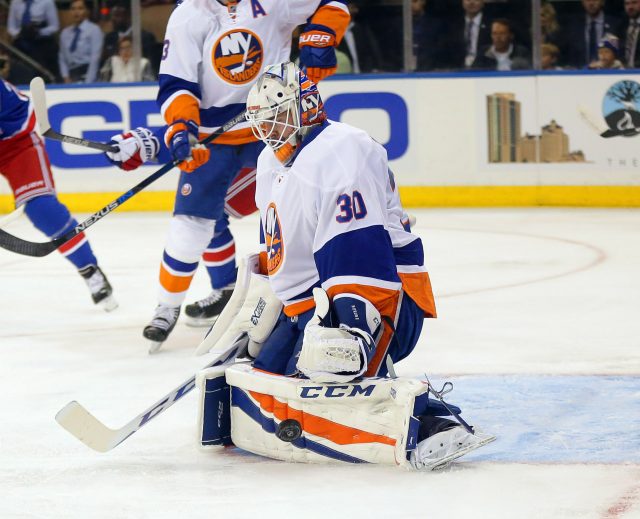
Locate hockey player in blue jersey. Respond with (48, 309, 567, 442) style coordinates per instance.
(0, 79, 117, 311)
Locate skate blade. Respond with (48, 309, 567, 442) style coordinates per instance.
(148, 340, 164, 354)
(184, 315, 219, 328)
(425, 432, 496, 471)
(98, 296, 119, 312)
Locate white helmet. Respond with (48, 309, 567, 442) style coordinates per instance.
(246, 62, 325, 160)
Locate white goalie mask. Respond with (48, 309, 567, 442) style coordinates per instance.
(246, 62, 326, 163)
(246, 62, 302, 152)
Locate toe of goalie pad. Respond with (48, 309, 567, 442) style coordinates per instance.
(196, 364, 233, 447)
(224, 364, 441, 467)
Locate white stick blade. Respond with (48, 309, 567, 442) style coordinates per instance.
(0, 205, 25, 229)
(29, 76, 52, 135)
(56, 401, 121, 453)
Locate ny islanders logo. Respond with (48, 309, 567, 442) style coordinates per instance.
(265, 203, 283, 275)
(212, 29, 263, 85)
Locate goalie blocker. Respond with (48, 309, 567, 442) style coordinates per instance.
(196, 364, 495, 470)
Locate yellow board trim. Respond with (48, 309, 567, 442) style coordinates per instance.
(1, 186, 640, 214)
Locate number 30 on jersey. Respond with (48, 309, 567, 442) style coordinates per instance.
(336, 191, 367, 223)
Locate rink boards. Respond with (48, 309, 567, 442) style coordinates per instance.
(2, 70, 640, 211)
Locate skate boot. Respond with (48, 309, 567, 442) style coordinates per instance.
(143, 304, 181, 354)
(79, 265, 118, 312)
(409, 417, 495, 471)
(184, 284, 234, 327)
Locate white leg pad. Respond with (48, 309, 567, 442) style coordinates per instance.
(224, 364, 430, 466)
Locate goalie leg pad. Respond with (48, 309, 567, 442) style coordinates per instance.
(196, 364, 233, 447)
(224, 364, 436, 467)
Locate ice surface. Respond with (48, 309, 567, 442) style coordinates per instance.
(1, 208, 639, 519)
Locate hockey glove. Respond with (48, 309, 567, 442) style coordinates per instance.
(297, 288, 375, 383)
(106, 127, 160, 171)
(298, 25, 338, 83)
(165, 119, 210, 173)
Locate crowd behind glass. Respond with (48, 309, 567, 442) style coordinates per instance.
(0, 0, 638, 86)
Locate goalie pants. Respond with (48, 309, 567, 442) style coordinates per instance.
(253, 292, 425, 377)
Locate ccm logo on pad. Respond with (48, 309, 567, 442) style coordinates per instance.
(299, 385, 375, 398)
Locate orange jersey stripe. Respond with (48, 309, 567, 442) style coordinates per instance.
(326, 283, 399, 321)
(202, 127, 257, 146)
(399, 272, 437, 318)
(258, 251, 268, 275)
(284, 298, 315, 317)
(311, 5, 350, 42)
(248, 390, 396, 447)
(159, 264, 194, 293)
(163, 93, 200, 126)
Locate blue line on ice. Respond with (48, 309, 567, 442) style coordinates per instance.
(428, 375, 640, 463)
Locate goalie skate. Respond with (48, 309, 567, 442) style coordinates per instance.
(410, 426, 496, 471)
(184, 285, 234, 327)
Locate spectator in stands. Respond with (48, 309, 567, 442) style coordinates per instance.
(473, 18, 531, 70)
(564, 0, 621, 68)
(337, 0, 384, 73)
(541, 43, 563, 70)
(58, 0, 103, 83)
(540, 1, 564, 48)
(589, 32, 625, 68)
(0, 50, 34, 84)
(7, 0, 59, 79)
(99, 36, 156, 82)
(102, 3, 160, 73)
(439, 0, 493, 70)
(411, 0, 441, 71)
(620, 0, 640, 68)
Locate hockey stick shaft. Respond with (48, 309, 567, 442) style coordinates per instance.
(0, 111, 247, 257)
(55, 339, 243, 452)
(29, 77, 119, 153)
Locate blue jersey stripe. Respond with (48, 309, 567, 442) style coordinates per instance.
(162, 251, 199, 273)
(314, 226, 400, 284)
(200, 103, 246, 129)
(157, 74, 202, 108)
(394, 238, 425, 266)
(0, 80, 30, 139)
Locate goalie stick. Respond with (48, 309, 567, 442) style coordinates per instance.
(56, 336, 246, 452)
(0, 110, 247, 257)
(30, 77, 119, 153)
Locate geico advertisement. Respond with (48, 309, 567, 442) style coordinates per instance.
(12, 79, 419, 193)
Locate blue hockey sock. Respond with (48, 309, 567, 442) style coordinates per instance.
(24, 195, 98, 270)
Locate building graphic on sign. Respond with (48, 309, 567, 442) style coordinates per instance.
(487, 93, 585, 163)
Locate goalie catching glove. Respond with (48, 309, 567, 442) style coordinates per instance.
(106, 127, 160, 171)
(297, 289, 379, 383)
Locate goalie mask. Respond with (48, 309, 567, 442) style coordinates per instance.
(246, 61, 326, 163)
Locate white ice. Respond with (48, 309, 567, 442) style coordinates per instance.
(1, 208, 639, 519)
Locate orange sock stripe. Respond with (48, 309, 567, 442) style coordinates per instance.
(159, 263, 194, 293)
(248, 390, 396, 447)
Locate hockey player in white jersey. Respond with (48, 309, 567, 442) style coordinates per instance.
(195, 62, 495, 470)
(140, 0, 350, 352)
